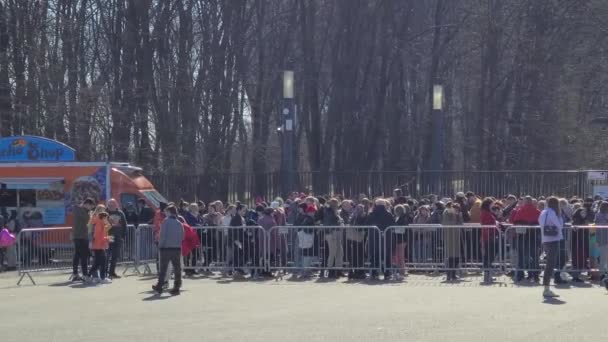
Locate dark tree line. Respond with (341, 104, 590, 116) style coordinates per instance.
(1, 0, 608, 180)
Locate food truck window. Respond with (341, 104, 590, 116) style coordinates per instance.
(18, 189, 37, 207)
(0, 188, 17, 207)
(120, 193, 138, 210)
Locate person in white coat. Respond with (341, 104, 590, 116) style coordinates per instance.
(539, 197, 565, 298)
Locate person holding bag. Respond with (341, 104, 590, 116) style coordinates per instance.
(540, 197, 565, 298)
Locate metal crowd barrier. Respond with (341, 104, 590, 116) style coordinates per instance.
(17, 227, 74, 285)
(384, 225, 503, 275)
(183, 226, 267, 276)
(132, 224, 157, 276)
(503, 225, 608, 282)
(267, 226, 382, 278)
(14, 223, 608, 284)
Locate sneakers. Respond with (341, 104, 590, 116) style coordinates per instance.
(169, 288, 181, 296)
(71, 274, 84, 282)
(543, 289, 560, 298)
(100, 278, 112, 284)
(152, 284, 163, 295)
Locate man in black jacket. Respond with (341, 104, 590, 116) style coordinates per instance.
(107, 199, 128, 279)
(367, 199, 395, 280)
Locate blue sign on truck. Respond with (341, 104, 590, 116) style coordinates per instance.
(0, 136, 76, 162)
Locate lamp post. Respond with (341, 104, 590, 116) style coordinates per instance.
(281, 70, 295, 197)
(430, 84, 444, 194)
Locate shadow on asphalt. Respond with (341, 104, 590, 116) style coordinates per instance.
(543, 297, 567, 305)
(142, 290, 187, 301)
(48, 281, 74, 287)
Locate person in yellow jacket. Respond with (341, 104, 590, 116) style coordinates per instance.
(467, 192, 483, 223)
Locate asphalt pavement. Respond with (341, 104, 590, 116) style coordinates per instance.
(1, 270, 607, 342)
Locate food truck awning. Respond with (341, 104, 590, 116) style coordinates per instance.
(0, 177, 64, 190)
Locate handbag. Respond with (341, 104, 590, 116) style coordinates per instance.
(0, 228, 16, 247)
(543, 225, 558, 236)
(297, 230, 314, 249)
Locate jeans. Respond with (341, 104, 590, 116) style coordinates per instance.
(107, 240, 122, 275)
(346, 240, 365, 269)
(157, 248, 182, 289)
(325, 231, 344, 269)
(90, 249, 107, 279)
(543, 241, 560, 286)
(72, 239, 89, 275)
(516, 230, 540, 279)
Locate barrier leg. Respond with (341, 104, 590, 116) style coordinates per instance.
(122, 262, 141, 276)
(142, 263, 153, 276)
(17, 272, 35, 286)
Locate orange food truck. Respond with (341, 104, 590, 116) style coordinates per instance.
(0, 135, 166, 228)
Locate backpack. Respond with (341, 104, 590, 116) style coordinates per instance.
(0, 228, 16, 247)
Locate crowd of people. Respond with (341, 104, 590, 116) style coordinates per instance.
(144, 190, 608, 298)
(3, 188, 608, 298)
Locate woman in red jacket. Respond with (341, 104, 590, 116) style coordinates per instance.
(480, 198, 499, 283)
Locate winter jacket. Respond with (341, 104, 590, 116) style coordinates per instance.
(107, 209, 127, 241)
(572, 207, 595, 225)
(184, 212, 203, 227)
(469, 199, 482, 223)
(442, 208, 463, 258)
(322, 208, 343, 227)
(339, 209, 353, 225)
(366, 205, 394, 231)
(257, 215, 277, 232)
(72, 206, 91, 240)
(430, 210, 443, 225)
(480, 209, 498, 242)
(511, 204, 540, 225)
(413, 214, 431, 225)
(181, 223, 201, 256)
(90, 216, 110, 250)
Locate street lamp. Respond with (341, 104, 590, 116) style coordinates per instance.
(283, 71, 294, 99)
(430, 83, 445, 195)
(281, 70, 295, 196)
(433, 84, 444, 110)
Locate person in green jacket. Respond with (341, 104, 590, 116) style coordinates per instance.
(72, 198, 96, 282)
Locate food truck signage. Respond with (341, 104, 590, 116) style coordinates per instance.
(0, 136, 76, 162)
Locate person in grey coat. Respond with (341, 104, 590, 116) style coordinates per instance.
(153, 205, 184, 295)
(442, 202, 463, 281)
